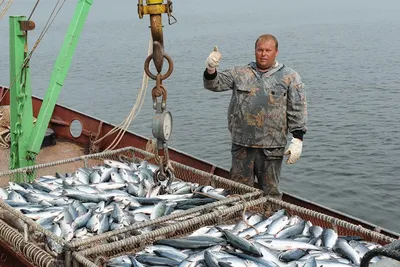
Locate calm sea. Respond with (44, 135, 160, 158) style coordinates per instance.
(1, 0, 400, 233)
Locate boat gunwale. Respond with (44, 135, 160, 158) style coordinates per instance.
(1, 85, 399, 240)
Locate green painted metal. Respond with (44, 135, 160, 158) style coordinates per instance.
(9, 16, 34, 171)
(27, 0, 93, 160)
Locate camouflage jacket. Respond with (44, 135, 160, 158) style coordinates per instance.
(203, 62, 307, 149)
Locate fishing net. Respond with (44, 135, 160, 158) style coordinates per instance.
(0, 146, 262, 267)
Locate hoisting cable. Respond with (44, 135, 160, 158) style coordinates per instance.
(24, 0, 66, 67)
(28, 0, 41, 21)
(93, 36, 153, 151)
(2, 0, 66, 104)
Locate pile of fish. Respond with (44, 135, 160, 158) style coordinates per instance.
(0, 159, 231, 254)
(105, 209, 386, 267)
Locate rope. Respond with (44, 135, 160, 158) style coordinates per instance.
(6, 0, 66, 95)
(0, 0, 13, 20)
(71, 252, 98, 267)
(93, 35, 152, 151)
(229, 194, 260, 236)
(0, 220, 55, 267)
(144, 139, 157, 161)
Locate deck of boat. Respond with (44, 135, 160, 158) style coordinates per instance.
(0, 140, 86, 187)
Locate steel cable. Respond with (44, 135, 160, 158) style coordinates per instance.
(4, 0, 66, 100)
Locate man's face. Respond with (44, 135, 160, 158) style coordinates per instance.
(255, 39, 279, 71)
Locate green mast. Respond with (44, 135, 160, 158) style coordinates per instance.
(8, 0, 93, 178)
(9, 16, 34, 170)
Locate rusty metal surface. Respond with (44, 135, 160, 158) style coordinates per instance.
(19, 21, 36, 31)
(150, 15, 163, 46)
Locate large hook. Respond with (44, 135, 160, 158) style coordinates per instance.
(152, 41, 164, 73)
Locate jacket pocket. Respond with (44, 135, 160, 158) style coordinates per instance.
(268, 84, 287, 106)
(236, 84, 252, 93)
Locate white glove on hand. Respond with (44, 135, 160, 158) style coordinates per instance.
(284, 138, 303, 164)
(205, 46, 222, 69)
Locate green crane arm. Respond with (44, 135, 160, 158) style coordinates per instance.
(27, 0, 93, 159)
(9, 0, 93, 173)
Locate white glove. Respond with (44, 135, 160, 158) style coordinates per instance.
(205, 46, 222, 69)
(284, 138, 303, 164)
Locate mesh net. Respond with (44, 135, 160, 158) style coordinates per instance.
(75, 197, 396, 265)
(0, 146, 262, 266)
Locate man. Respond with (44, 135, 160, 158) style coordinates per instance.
(203, 34, 307, 199)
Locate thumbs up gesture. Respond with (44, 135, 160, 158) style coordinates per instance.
(205, 46, 222, 69)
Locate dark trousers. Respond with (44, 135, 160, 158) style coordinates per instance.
(229, 143, 283, 199)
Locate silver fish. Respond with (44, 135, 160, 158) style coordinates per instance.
(333, 238, 361, 265)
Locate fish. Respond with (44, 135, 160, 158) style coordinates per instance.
(1, 159, 231, 254)
(215, 226, 262, 257)
(104, 208, 387, 267)
(333, 238, 361, 265)
(322, 228, 338, 249)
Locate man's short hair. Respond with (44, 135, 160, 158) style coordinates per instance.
(255, 34, 279, 50)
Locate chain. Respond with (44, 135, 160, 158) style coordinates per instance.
(10, 52, 28, 169)
(139, 0, 176, 185)
(153, 141, 174, 186)
(151, 73, 167, 110)
(148, 58, 174, 184)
